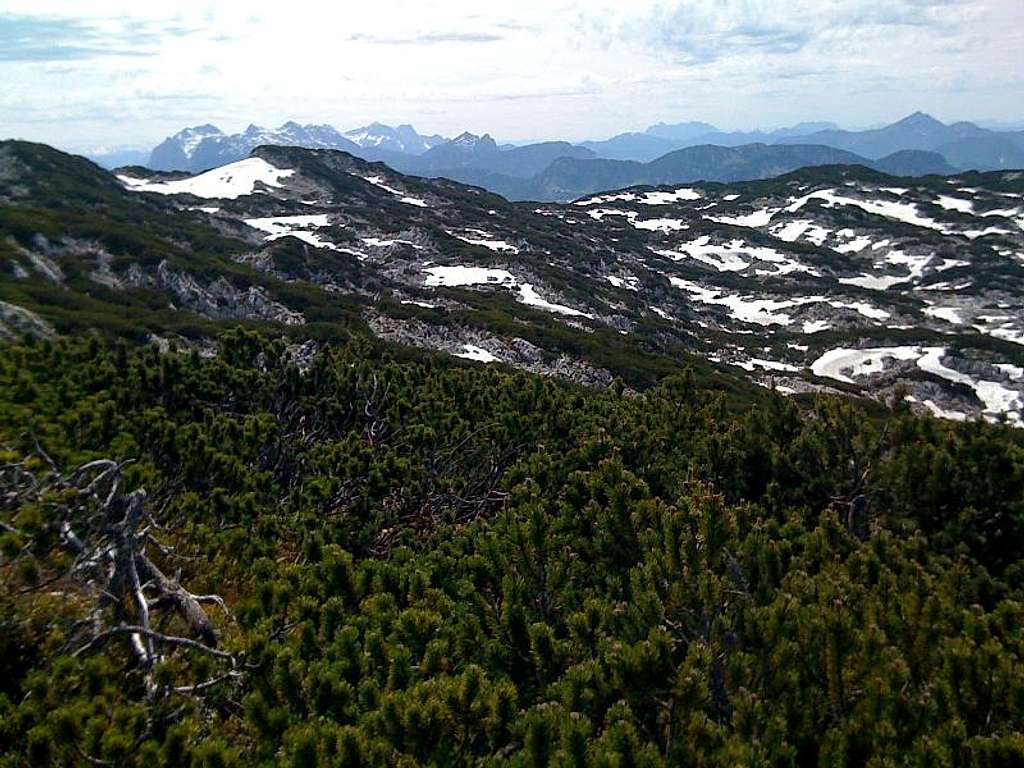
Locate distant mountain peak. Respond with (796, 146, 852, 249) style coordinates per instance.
(180, 123, 222, 135)
(451, 132, 498, 150)
(453, 132, 483, 145)
(341, 122, 446, 154)
(895, 111, 943, 128)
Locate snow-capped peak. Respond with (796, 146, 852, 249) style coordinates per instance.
(342, 123, 445, 154)
(172, 125, 225, 157)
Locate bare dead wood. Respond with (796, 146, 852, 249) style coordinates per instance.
(73, 625, 235, 662)
(5, 455, 237, 698)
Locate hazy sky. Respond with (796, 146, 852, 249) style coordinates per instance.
(1, 0, 1022, 151)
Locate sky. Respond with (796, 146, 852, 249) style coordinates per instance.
(1, 0, 1022, 152)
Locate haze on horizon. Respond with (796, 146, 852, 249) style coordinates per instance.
(1, 0, 1022, 152)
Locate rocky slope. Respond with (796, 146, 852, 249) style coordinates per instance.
(2, 140, 1022, 426)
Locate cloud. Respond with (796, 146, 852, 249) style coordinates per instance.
(348, 31, 505, 45)
(0, 13, 199, 61)
(578, 0, 967, 65)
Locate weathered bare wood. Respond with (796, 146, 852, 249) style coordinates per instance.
(7, 455, 235, 696)
(73, 625, 234, 662)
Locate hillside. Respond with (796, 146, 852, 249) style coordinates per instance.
(3, 305, 1024, 767)
(3, 140, 1023, 425)
(3, 139, 1024, 766)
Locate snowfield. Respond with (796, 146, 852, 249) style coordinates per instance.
(639, 188, 702, 205)
(455, 344, 501, 363)
(812, 346, 1023, 426)
(120, 158, 294, 199)
(244, 214, 343, 250)
(354, 174, 428, 207)
(786, 189, 949, 232)
(668, 278, 821, 326)
(811, 346, 927, 383)
(709, 208, 779, 228)
(654, 237, 813, 276)
(423, 266, 515, 287)
(518, 283, 594, 318)
(450, 231, 520, 253)
(422, 266, 592, 319)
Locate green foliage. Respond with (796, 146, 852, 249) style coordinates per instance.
(2, 331, 1024, 765)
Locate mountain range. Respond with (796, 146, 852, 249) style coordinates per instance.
(99, 112, 1024, 204)
(429, 143, 956, 202)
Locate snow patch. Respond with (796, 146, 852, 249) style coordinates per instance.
(455, 344, 500, 363)
(119, 158, 294, 199)
(709, 208, 779, 228)
(244, 214, 342, 250)
(423, 266, 515, 287)
(639, 188, 702, 205)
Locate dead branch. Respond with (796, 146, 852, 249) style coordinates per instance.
(5, 455, 237, 697)
(73, 625, 235, 662)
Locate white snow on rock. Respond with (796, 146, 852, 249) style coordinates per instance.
(787, 189, 947, 232)
(830, 301, 890, 321)
(971, 316, 1022, 349)
(924, 306, 965, 324)
(811, 346, 924, 383)
(354, 174, 428, 207)
(918, 347, 1022, 425)
(423, 266, 515, 287)
(587, 208, 634, 222)
(770, 220, 830, 246)
(119, 158, 294, 199)
(518, 283, 594, 318)
(922, 400, 968, 421)
(803, 320, 831, 334)
(832, 229, 874, 253)
(936, 195, 974, 214)
(632, 217, 689, 232)
(605, 275, 640, 291)
(654, 237, 750, 272)
(812, 346, 1023, 426)
(654, 237, 813, 276)
(996, 363, 1024, 381)
(575, 191, 639, 206)
(244, 214, 342, 250)
(733, 358, 800, 372)
(962, 226, 1013, 240)
(455, 344, 500, 363)
(639, 188, 702, 205)
(450, 230, 520, 253)
(361, 236, 423, 249)
(709, 208, 780, 228)
(667, 278, 818, 326)
(589, 209, 692, 232)
(839, 250, 933, 291)
(245, 214, 331, 236)
(422, 267, 592, 319)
